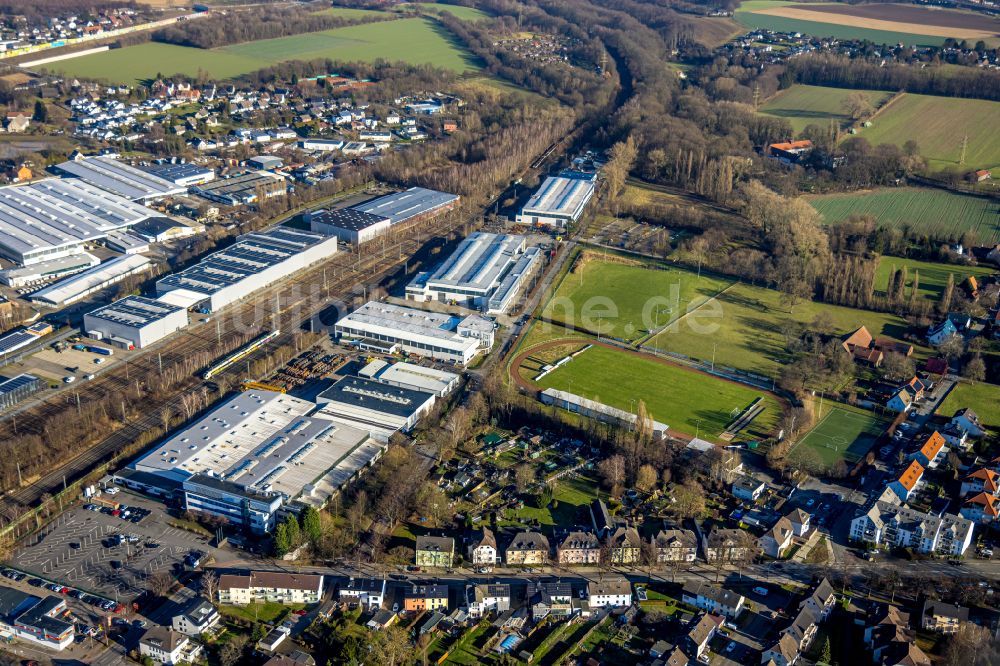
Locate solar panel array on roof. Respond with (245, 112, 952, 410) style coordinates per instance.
(351, 187, 458, 225)
(87, 295, 184, 327)
(55, 156, 185, 201)
(0, 330, 38, 355)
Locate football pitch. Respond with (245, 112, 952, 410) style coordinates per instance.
(791, 405, 888, 469)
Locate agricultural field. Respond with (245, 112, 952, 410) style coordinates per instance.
(736, 0, 1000, 46)
(541, 251, 732, 343)
(791, 403, 888, 469)
(856, 93, 1000, 172)
(874, 256, 996, 304)
(646, 277, 927, 376)
(533, 344, 784, 440)
(45, 18, 479, 83)
(937, 381, 1000, 431)
(808, 188, 1000, 245)
(759, 85, 894, 133)
(401, 2, 491, 20)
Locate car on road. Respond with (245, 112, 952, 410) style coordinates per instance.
(726, 641, 737, 653)
(805, 498, 815, 507)
(293, 609, 307, 617)
(63, 376, 76, 383)
(85, 374, 95, 381)
(753, 586, 769, 596)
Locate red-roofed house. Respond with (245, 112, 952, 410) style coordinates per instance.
(907, 432, 946, 469)
(961, 492, 1000, 523)
(769, 139, 813, 163)
(889, 460, 924, 502)
(961, 468, 999, 497)
(923, 357, 948, 375)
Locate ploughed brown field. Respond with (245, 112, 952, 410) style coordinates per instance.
(753, 2, 1000, 39)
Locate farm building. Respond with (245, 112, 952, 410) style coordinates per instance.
(83, 295, 188, 350)
(155, 228, 338, 313)
(405, 232, 541, 313)
(29, 255, 153, 307)
(351, 187, 459, 226)
(305, 207, 390, 245)
(516, 171, 596, 228)
(769, 140, 813, 164)
(358, 359, 460, 397)
(315, 375, 437, 441)
(146, 162, 216, 187)
(132, 390, 378, 532)
(333, 301, 482, 366)
(54, 155, 185, 202)
(0, 178, 155, 266)
(190, 171, 286, 206)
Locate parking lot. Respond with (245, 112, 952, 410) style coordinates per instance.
(11, 492, 230, 601)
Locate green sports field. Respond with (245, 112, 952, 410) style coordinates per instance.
(647, 277, 927, 377)
(809, 188, 1000, 245)
(875, 256, 996, 304)
(792, 404, 888, 469)
(760, 85, 894, 134)
(856, 93, 1000, 172)
(45, 18, 480, 82)
(735, 0, 952, 46)
(541, 252, 731, 343)
(937, 381, 1000, 431)
(534, 344, 783, 440)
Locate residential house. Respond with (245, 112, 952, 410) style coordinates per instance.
(415, 536, 455, 568)
(338, 578, 386, 609)
(218, 572, 324, 606)
(881, 642, 931, 666)
(908, 432, 946, 469)
(952, 408, 985, 437)
(587, 577, 632, 608)
(780, 606, 819, 653)
(468, 528, 499, 566)
(5, 113, 29, 133)
(924, 357, 949, 375)
(557, 531, 601, 565)
(961, 467, 999, 497)
(799, 578, 836, 621)
(654, 528, 698, 563)
(607, 526, 642, 565)
(849, 501, 975, 556)
(927, 319, 958, 346)
(685, 614, 719, 660)
(786, 508, 810, 536)
(762, 516, 795, 558)
(506, 531, 549, 565)
(706, 527, 757, 563)
(989, 244, 1000, 267)
(920, 599, 968, 634)
(888, 460, 924, 502)
(864, 604, 912, 662)
(465, 584, 510, 619)
(961, 492, 1000, 523)
(681, 582, 745, 618)
(258, 626, 290, 653)
(732, 475, 766, 502)
(366, 609, 397, 631)
(590, 498, 613, 536)
(171, 598, 220, 636)
(940, 424, 969, 450)
(139, 627, 202, 666)
(529, 581, 573, 618)
(404, 584, 449, 613)
(761, 633, 801, 666)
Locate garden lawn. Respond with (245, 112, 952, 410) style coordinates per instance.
(856, 93, 1000, 172)
(760, 84, 894, 133)
(542, 252, 731, 343)
(534, 344, 783, 439)
(647, 279, 928, 376)
(508, 473, 600, 526)
(46, 18, 479, 83)
(219, 601, 301, 624)
(791, 403, 889, 468)
(809, 187, 1000, 245)
(937, 381, 1000, 431)
(874, 256, 996, 304)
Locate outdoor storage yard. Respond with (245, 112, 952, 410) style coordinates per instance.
(790, 403, 888, 470)
(46, 17, 480, 83)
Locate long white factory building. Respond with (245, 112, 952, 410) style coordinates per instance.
(84, 295, 188, 349)
(334, 301, 486, 366)
(516, 171, 596, 228)
(155, 228, 338, 313)
(405, 232, 542, 314)
(0, 178, 155, 266)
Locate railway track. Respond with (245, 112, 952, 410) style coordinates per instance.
(3, 213, 469, 508)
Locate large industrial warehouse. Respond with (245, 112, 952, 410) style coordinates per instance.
(351, 187, 459, 226)
(516, 171, 596, 228)
(155, 228, 338, 312)
(405, 232, 541, 314)
(83, 295, 188, 349)
(315, 375, 437, 441)
(130, 390, 380, 532)
(29, 255, 152, 307)
(334, 301, 484, 366)
(54, 155, 186, 202)
(0, 178, 155, 266)
(306, 207, 390, 245)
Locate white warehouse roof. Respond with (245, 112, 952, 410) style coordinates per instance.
(520, 173, 595, 221)
(55, 155, 186, 201)
(425, 232, 524, 293)
(29, 254, 153, 306)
